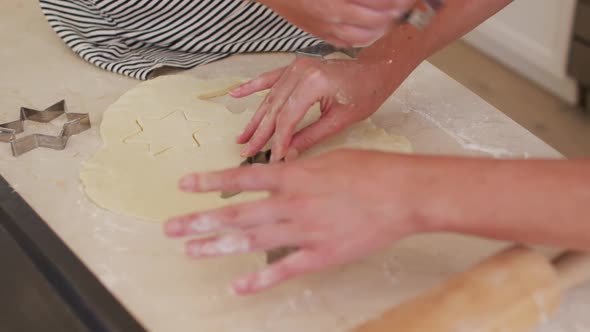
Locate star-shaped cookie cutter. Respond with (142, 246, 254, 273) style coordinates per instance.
(0, 100, 91, 156)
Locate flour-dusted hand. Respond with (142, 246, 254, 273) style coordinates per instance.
(259, 0, 417, 47)
(164, 150, 426, 294)
(165, 150, 590, 295)
(230, 57, 404, 162)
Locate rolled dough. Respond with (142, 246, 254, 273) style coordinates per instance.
(80, 75, 411, 221)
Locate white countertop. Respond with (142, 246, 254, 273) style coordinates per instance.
(2, 2, 588, 332)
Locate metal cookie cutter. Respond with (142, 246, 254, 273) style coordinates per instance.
(295, 43, 362, 59)
(400, 0, 445, 30)
(0, 100, 91, 156)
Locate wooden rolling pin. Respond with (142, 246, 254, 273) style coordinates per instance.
(353, 246, 590, 332)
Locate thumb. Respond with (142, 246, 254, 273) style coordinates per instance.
(290, 109, 352, 153)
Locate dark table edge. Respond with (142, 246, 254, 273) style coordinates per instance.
(0, 175, 146, 332)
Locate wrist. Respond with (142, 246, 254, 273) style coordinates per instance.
(358, 25, 429, 68)
(390, 155, 465, 235)
(376, 154, 450, 236)
(356, 26, 429, 94)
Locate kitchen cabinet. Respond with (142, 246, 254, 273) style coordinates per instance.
(463, 0, 578, 104)
(569, 0, 590, 111)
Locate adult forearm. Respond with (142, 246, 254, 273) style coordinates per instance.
(358, 0, 513, 91)
(418, 158, 590, 250)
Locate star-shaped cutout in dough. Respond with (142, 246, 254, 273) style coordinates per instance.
(123, 110, 209, 156)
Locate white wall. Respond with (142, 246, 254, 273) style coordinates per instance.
(463, 0, 578, 104)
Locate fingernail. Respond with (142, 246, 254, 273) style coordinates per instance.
(240, 144, 250, 157)
(229, 87, 241, 97)
(179, 175, 199, 191)
(269, 151, 279, 163)
(182, 174, 218, 191)
(232, 276, 251, 294)
(164, 219, 183, 236)
(189, 215, 221, 234)
(187, 242, 205, 257)
(227, 284, 238, 296)
(252, 269, 277, 291)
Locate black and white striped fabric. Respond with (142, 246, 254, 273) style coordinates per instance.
(39, 0, 321, 80)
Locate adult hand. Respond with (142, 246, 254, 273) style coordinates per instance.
(259, 0, 417, 47)
(164, 146, 590, 295)
(165, 150, 427, 295)
(230, 57, 404, 162)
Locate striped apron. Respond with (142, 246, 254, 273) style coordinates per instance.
(39, 0, 320, 80)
